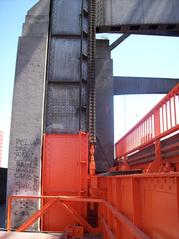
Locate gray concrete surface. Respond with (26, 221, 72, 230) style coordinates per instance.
(7, 0, 50, 229)
(22, 0, 50, 37)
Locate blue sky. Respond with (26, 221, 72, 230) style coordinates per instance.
(0, 0, 38, 112)
(0, 0, 38, 167)
(0, 0, 179, 167)
(98, 34, 179, 140)
(110, 34, 179, 140)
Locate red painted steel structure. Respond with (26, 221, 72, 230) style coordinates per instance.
(6, 84, 179, 238)
(90, 173, 179, 239)
(7, 195, 102, 234)
(115, 83, 179, 173)
(42, 133, 89, 231)
(7, 174, 179, 238)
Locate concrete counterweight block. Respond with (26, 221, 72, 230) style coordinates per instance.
(7, 0, 50, 230)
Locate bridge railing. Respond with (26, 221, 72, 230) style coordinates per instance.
(6, 195, 101, 233)
(116, 83, 179, 160)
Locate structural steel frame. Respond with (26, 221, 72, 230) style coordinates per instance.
(7, 194, 152, 239)
(8, 170, 179, 239)
(7, 195, 102, 233)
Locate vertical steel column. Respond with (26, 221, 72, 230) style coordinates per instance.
(42, 0, 90, 231)
(46, 0, 89, 134)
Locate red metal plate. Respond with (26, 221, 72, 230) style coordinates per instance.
(42, 133, 88, 231)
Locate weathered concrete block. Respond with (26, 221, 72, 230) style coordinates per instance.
(22, 23, 49, 37)
(26, 0, 50, 20)
(7, 0, 50, 229)
(22, 0, 50, 37)
(7, 36, 48, 229)
(96, 40, 111, 59)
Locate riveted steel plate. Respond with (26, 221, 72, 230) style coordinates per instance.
(49, 38, 81, 82)
(80, 83, 87, 131)
(83, 17, 88, 33)
(46, 0, 88, 134)
(48, 38, 88, 82)
(81, 83, 87, 107)
(82, 62, 88, 81)
(96, 0, 104, 25)
(46, 84, 80, 133)
(52, 0, 82, 35)
(81, 111, 87, 131)
(82, 39, 88, 55)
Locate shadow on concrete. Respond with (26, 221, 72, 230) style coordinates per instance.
(15, 0, 50, 81)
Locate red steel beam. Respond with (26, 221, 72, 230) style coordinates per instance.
(16, 198, 58, 232)
(7, 195, 103, 232)
(101, 217, 116, 239)
(8, 195, 102, 202)
(61, 202, 100, 234)
(104, 201, 150, 239)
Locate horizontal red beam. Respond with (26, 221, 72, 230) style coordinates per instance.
(8, 195, 103, 203)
